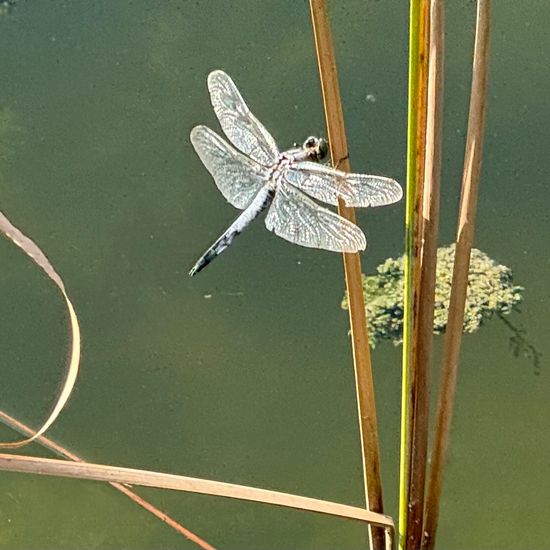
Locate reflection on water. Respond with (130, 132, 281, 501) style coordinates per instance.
(0, 1, 549, 549)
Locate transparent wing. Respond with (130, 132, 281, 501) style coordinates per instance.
(190, 125, 269, 210)
(265, 182, 366, 253)
(284, 161, 403, 207)
(207, 70, 280, 167)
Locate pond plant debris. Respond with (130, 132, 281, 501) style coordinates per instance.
(0, 210, 81, 448)
(342, 245, 524, 348)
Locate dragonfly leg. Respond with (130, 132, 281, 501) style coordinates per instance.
(334, 153, 349, 170)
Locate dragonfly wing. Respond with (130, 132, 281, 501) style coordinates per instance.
(265, 182, 366, 253)
(207, 70, 280, 167)
(285, 161, 402, 207)
(190, 125, 269, 210)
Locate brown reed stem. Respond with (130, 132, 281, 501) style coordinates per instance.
(0, 410, 217, 550)
(309, 2, 384, 548)
(421, 2, 492, 548)
(405, 0, 444, 547)
(0, 451, 396, 529)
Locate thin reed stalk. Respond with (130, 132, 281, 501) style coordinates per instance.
(0, 410, 217, 550)
(422, 2, 492, 549)
(309, 2, 384, 549)
(399, 1, 429, 548)
(405, 0, 445, 548)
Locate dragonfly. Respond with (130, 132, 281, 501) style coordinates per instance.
(188, 70, 402, 276)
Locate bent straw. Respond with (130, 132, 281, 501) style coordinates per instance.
(0, 210, 81, 448)
(405, 0, 444, 548)
(309, 1, 385, 549)
(0, 452, 396, 536)
(0, 410, 217, 550)
(421, 2, 492, 549)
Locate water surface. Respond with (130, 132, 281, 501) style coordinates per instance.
(0, 2, 548, 549)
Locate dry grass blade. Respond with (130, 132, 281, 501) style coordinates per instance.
(0, 410, 217, 550)
(0, 210, 81, 448)
(0, 452, 395, 534)
(309, 1, 385, 549)
(405, 0, 444, 548)
(421, 2, 492, 549)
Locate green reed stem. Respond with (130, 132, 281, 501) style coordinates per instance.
(399, 1, 427, 548)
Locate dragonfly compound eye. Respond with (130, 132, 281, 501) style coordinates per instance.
(317, 138, 329, 161)
(304, 136, 317, 149)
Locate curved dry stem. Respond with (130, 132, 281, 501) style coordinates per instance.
(0, 210, 81, 448)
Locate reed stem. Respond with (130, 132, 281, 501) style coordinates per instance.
(399, 1, 429, 548)
(309, 2, 384, 548)
(421, 2, 492, 548)
(405, 0, 444, 548)
(0, 410, 217, 550)
(0, 451, 396, 528)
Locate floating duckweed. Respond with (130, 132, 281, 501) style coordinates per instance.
(341, 245, 523, 348)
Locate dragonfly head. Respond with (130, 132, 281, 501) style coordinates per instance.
(303, 136, 328, 162)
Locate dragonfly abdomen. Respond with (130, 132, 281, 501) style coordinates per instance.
(189, 185, 275, 276)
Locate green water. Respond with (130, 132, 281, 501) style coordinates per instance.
(0, 1, 548, 549)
